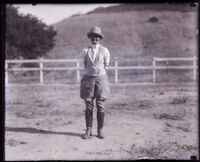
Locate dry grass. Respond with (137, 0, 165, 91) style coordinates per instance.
(130, 141, 198, 159)
(169, 96, 188, 105)
(153, 113, 183, 120)
(5, 83, 198, 160)
(51, 5, 197, 60)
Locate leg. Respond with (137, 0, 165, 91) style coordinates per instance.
(94, 76, 109, 139)
(96, 99, 106, 139)
(82, 99, 94, 139)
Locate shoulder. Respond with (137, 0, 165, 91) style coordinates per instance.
(99, 45, 110, 53)
(81, 48, 88, 53)
(99, 45, 108, 51)
(81, 47, 89, 56)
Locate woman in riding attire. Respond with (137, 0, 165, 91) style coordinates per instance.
(80, 26, 110, 139)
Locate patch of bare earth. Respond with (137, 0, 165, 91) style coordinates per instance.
(5, 83, 198, 160)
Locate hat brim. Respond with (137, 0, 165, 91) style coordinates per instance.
(87, 32, 104, 39)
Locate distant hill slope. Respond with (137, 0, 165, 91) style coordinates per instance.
(86, 3, 196, 14)
(47, 3, 198, 60)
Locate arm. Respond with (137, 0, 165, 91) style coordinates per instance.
(104, 48, 110, 69)
(81, 49, 86, 70)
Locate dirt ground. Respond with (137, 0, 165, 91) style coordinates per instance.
(5, 83, 199, 160)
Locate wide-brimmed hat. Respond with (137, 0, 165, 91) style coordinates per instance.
(87, 26, 104, 39)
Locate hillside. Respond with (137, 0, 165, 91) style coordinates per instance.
(47, 3, 198, 60)
(86, 3, 197, 14)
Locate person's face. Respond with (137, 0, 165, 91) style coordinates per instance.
(90, 34, 101, 45)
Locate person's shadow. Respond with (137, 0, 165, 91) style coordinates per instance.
(5, 126, 83, 138)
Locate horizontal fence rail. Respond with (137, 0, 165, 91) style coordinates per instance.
(5, 57, 198, 84)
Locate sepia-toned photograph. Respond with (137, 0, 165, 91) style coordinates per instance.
(4, 3, 199, 160)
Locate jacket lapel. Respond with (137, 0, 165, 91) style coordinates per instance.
(87, 45, 101, 66)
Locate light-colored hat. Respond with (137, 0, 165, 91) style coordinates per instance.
(87, 26, 104, 39)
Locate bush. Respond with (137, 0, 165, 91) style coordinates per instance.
(148, 17, 159, 23)
(6, 5, 57, 59)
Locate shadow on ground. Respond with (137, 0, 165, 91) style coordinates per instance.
(5, 127, 83, 138)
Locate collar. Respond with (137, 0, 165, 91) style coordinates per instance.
(90, 44, 100, 49)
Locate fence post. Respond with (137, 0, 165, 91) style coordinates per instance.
(5, 61, 8, 84)
(115, 57, 118, 83)
(39, 58, 44, 84)
(153, 57, 156, 83)
(53, 69, 56, 83)
(76, 61, 80, 83)
(193, 56, 196, 81)
(138, 60, 142, 76)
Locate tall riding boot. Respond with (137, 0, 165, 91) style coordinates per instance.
(97, 111, 104, 139)
(82, 109, 93, 139)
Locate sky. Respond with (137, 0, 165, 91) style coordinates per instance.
(14, 4, 119, 25)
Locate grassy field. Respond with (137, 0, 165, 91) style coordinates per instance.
(5, 83, 199, 160)
(48, 4, 198, 60)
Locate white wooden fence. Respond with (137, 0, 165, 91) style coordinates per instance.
(5, 56, 198, 84)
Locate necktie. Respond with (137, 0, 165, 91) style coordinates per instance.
(91, 47, 97, 62)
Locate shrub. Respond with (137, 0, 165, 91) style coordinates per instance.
(148, 16, 159, 23)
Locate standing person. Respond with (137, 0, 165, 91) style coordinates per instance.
(80, 26, 110, 139)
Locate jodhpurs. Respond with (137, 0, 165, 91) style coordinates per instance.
(80, 74, 109, 113)
(80, 75, 110, 101)
(85, 98, 106, 113)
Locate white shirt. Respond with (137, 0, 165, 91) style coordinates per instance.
(90, 44, 100, 62)
(81, 44, 110, 76)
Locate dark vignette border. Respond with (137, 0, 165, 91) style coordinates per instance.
(0, 0, 199, 161)
(0, 4, 5, 162)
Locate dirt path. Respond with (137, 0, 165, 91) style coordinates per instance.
(5, 83, 199, 160)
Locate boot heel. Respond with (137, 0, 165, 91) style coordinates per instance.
(82, 128, 92, 139)
(97, 129, 104, 139)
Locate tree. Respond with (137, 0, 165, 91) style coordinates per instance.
(6, 5, 57, 59)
